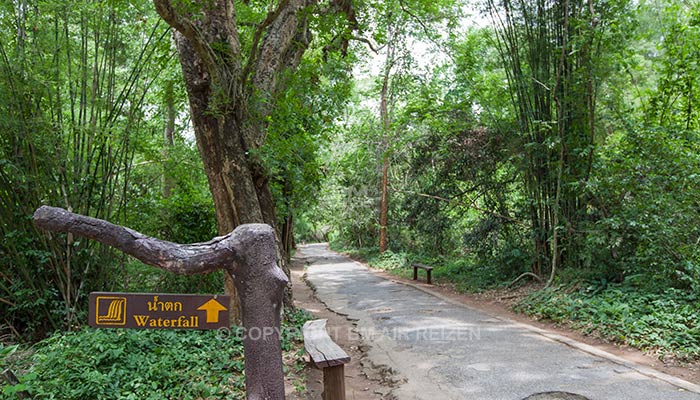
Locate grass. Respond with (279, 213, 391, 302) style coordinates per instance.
(1, 309, 312, 400)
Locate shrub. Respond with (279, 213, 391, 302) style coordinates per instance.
(515, 284, 700, 361)
(2, 309, 312, 400)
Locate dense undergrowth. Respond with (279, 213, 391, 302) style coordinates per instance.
(515, 285, 700, 362)
(0, 309, 311, 400)
(336, 244, 700, 363)
(339, 247, 517, 291)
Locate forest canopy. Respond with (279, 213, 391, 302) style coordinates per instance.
(0, 0, 698, 365)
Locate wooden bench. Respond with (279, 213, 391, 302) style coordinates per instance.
(302, 319, 350, 400)
(412, 263, 434, 284)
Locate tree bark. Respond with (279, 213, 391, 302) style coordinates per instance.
(379, 156, 389, 254)
(33, 206, 287, 400)
(152, 0, 315, 321)
(16, 0, 28, 60)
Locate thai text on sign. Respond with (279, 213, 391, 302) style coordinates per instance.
(88, 292, 230, 330)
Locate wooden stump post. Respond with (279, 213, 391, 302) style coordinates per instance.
(322, 365, 346, 400)
(33, 206, 287, 400)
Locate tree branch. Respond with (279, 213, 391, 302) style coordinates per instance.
(508, 272, 543, 288)
(396, 190, 526, 225)
(153, 0, 217, 73)
(317, 0, 360, 58)
(244, 0, 312, 148)
(154, 0, 242, 86)
(351, 36, 384, 53)
(398, 0, 433, 36)
(242, 0, 291, 86)
(250, 0, 309, 96)
(34, 206, 237, 275)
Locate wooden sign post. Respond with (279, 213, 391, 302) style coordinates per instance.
(33, 206, 287, 400)
(88, 292, 230, 330)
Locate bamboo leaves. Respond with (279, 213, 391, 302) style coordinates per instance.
(487, 0, 626, 279)
(0, 0, 174, 340)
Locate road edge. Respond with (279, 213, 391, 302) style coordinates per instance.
(380, 271, 700, 394)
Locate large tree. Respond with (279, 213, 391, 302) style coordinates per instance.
(151, 0, 354, 320)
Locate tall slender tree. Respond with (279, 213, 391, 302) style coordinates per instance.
(0, 0, 173, 339)
(370, 0, 460, 254)
(488, 0, 627, 280)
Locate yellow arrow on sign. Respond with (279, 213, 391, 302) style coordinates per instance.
(197, 298, 227, 323)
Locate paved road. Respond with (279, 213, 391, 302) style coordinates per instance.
(297, 243, 700, 400)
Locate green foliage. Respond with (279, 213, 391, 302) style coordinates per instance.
(123, 139, 222, 295)
(0, 0, 176, 341)
(282, 307, 314, 351)
(250, 13, 356, 255)
(128, 180, 217, 246)
(312, 0, 700, 362)
(2, 329, 244, 399)
(338, 244, 524, 292)
(367, 249, 410, 270)
(515, 284, 700, 361)
(589, 125, 700, 289)
(1, 310, 312, 400)
(434, 258, 507, 292)
(261, 49, 353, 228)
(309, 105, 382, 248)
(486, 0, 637, 277)
(0, 0, 226, 342)
(1, 0, 698, 371)
(647, 2, 700, 130)
(118, 260, 224, 295)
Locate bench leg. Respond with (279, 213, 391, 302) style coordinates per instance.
(427, 270, 432, 284)
(413, 267, 418, 281)
(322, 365, 346, 400)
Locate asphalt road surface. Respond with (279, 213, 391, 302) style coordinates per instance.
(298, 243, 700, 400)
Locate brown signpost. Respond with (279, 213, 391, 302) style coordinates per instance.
(89, 292, 230, 330)
(35, 206, 288, 399)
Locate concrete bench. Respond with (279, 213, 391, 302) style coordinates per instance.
(302, 319, 350, 400)
(411, 263, 434, 284)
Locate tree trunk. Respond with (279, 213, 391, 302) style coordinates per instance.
(379, 156, 389, 254)
(378, 38, 394, 255)
(16, 0, 28, 60)
(162, 79, 175, 198)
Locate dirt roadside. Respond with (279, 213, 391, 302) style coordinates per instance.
(287, 254, 398, 400)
